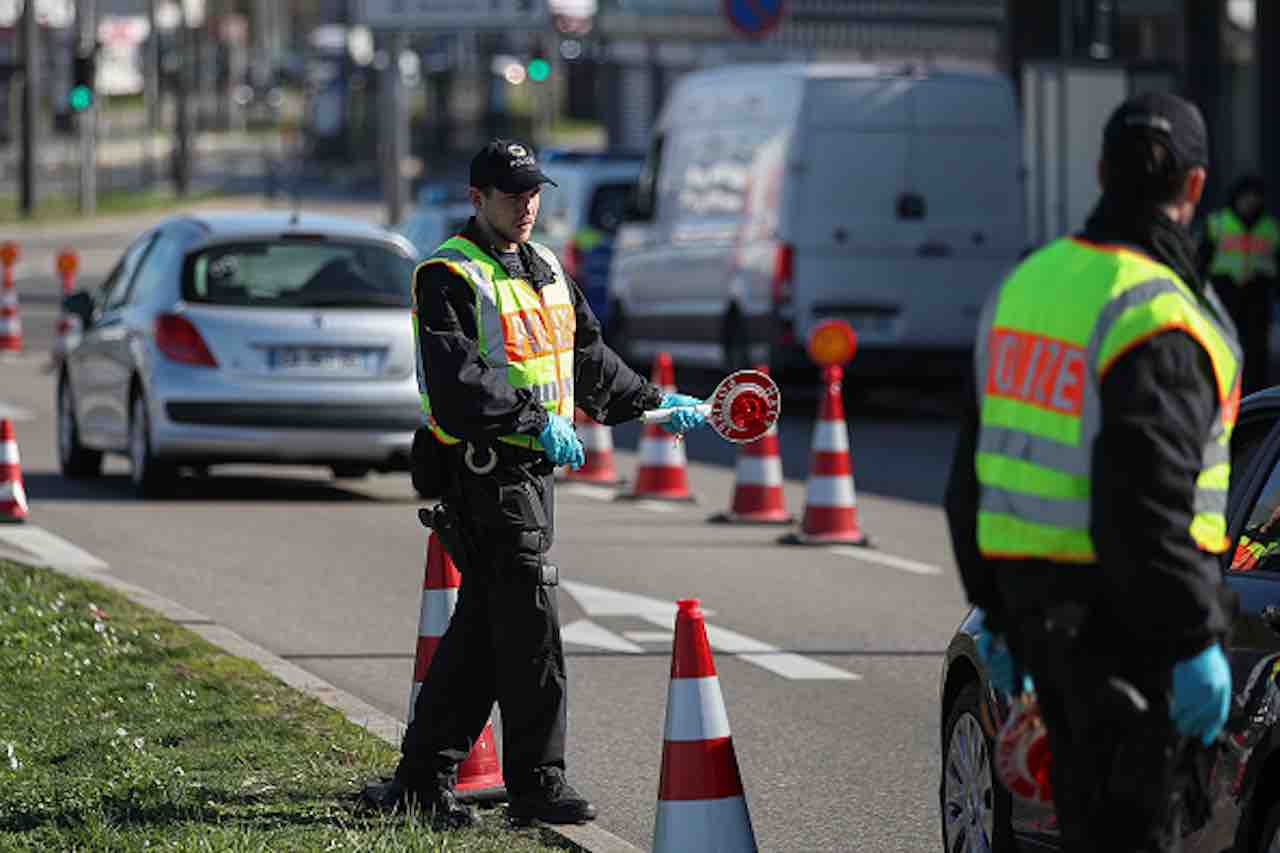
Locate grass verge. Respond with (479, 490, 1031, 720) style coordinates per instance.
(0, 188, 224, 226)
(0, 560, 568, 852)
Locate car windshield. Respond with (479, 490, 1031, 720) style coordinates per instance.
(184, 239, 414, 308)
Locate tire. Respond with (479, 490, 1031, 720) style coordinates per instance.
(331, 464, 371, 480)
(129, 392, 175, 499)
(941, 682, 1015, 853)
(722, 309, 751, 373)
(1260, 800, 1280, 853)
(56, 375, 102, 478)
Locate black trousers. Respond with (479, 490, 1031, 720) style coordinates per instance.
(1214, 276, 1271, 395)
(1005, 607, 1189, 853)
(398, 446, 566, 796)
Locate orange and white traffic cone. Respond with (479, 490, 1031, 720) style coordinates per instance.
(0, 265, 21, 356)
(779, 365, 869, 546)
(620, 352, 696, 502)
(409, 532, 506, 802)
(710, 365, 791, 525)
(0, 419, 28, 523)
(653, 598, 757, 852)
(565, 407, 621, 485)
(52, 250, 82, 364)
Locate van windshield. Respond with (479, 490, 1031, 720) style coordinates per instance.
(184, 239, 415, 308)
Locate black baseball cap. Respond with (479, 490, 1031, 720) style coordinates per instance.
(1103, 92, 1208, 170)
(469, 139, 558, 193)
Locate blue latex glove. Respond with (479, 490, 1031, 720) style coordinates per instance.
(1171, 644, 1231, 746)
(659, 393, 707, 435)
(538, 414, 585, 469)
(973, 610, 1031, 696)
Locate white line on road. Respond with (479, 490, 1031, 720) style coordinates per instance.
(0, 403, 35, 423)
(640, 613, 861, 681)
(830, 546, 943, 576)
(0, 525, 109, 572)
(562, 619, 645, 653)
(562, 484, 618, 501)
(622, 630, 673, 644)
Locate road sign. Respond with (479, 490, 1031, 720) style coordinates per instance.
(807, 319, 857, 367)
(360, 0, 548, 31)
(722, 0, 784, 39)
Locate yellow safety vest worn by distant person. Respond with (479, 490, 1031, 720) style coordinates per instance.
(1207, 209, 1280, 284)
(974, 237, 1242, 562)
(413, 235, 576, 452)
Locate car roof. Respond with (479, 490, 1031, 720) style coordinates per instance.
(678, 61, 1007, 84)
(178, 211, 401, 244)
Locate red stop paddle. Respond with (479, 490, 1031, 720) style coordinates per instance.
(640, 369, 781, 444)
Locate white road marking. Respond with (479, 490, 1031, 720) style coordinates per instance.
(562, 580, 715, 620)
(0, 525, 108, 572)
(561, 619, 645, 654)
(622, 630, 673, 644)
(0, 403, 35, 423)
(563, 484, 618, 501)
(830, 546, 943, 576)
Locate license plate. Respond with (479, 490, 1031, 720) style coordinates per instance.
(268, 346, 380, 372)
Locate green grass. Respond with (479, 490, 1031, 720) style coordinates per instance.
(0, 561, 569, 852)
(0, 188, 224, 225)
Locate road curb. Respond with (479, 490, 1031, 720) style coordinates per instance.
(25, 547, 642, 853)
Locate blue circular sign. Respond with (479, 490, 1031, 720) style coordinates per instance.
(723, 0, 785, 38)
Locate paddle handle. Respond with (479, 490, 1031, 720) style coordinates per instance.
(640, 402, 713, 425)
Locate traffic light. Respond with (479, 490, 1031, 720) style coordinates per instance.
(527, 41, 550, 83)
(69, 47, 97, 112)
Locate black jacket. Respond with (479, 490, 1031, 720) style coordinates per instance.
(413, 219, 663, 444)
(946, 199, 1232, 665)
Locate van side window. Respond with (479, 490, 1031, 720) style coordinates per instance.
(632, 134, 664, 221)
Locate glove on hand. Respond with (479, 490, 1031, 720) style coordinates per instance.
(973, 611, 1031, 697)
(1171, 644, 1231, 746)
(659, 393, 707, 435)
(539, 414, 585, 469)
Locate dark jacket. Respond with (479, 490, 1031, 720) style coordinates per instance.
(946, 198, 1232, 666)
(413, 219, 663, 445)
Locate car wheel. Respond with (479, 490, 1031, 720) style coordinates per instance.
(331, 464, 370, 480)
(941, 682, 1014, 853)
(1260, 800, 1280, 852)
(129, 393, 175, 498)
(57, 376, 102, 478)
(722, 309, 751, 372)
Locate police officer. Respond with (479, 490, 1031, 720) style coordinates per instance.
(1200, 173, 1280, 394)
(946, 93, 1238, 850)
(361, 140, 707, 826)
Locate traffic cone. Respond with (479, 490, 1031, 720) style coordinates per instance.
(0, 419, 28, 523)
(0, 268, 21, 356)
(709, 365, 791, 525)
(653, 598, 757, 852)
(779, 365, 869, 546)
(565, 407, 622, 485)
(408, 532, 506, 802)
(619, 352, 696, 502)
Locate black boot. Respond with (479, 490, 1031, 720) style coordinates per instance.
(507, 767, 597, 825)
(359, 778, 479, 829)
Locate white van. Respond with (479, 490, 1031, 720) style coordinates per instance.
(607, 63, 1026, 381)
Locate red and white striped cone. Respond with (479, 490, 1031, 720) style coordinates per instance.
(619, 352, 696, 502)
(0, 267, 21, 356)
(653, 598, 757, 853)
(709, 365, 791, 525)
(0, 419, 28, 523)
(565, 407, 622, 485)
(409, 532, 506, 802)
(779, 365, 869, 546)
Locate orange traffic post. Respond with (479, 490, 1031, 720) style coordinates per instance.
(56, 248, 78, 295)
(0, 242, 21, 355)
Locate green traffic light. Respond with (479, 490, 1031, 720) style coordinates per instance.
(68, 85, 93, 112)
(528, 58, 550, 82)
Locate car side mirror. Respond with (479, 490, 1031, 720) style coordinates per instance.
(62, 290, 94, 328)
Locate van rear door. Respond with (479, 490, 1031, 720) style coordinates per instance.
(787, 77, 916, 349)
(905, 76, 1024, 351)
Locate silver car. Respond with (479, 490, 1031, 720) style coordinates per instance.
(56, 211, 424, 497)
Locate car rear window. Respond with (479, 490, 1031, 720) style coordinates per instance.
(184, 239, 415, 308)
(588, 182, 635, 234)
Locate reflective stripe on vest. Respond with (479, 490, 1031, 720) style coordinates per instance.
(975, 237, 1242, 562)
(413, 236, 576, 450)
(1208, 209, 1280, 283)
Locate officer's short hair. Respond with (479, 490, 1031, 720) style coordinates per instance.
(1101, 135, 1189, 206)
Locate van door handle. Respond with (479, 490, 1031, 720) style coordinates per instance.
(917, 241, 952, 258)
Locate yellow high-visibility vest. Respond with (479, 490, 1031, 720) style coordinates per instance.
(1207, 209, 1280, 284)
(975, 237, 1241, 561)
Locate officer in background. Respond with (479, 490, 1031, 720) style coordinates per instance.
(946, 93, 1239, 850)
(361, 140, 707, 827)
(1200, 174, 1280, 394)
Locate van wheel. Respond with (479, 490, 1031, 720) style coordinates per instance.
(722, 310, 751, 372)
(606, 303, 634, 366)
